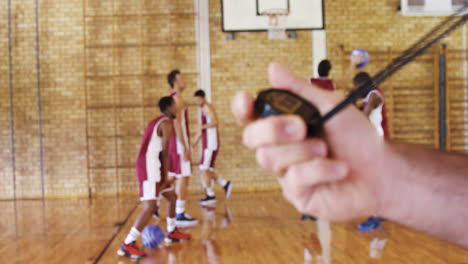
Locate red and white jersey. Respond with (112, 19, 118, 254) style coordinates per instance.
(135, 115, 168, 183)
(363, 88, 389, 139)
(170, 92, 190, 154)
(200, 104, 219, 151)
(309, 77, 336, 91)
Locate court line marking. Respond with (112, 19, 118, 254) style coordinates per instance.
(93, 201, 140, 264)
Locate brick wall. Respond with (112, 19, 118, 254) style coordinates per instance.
(208, 0, 314, 192)
(1, 0, 467, 198)
(0, 0, 13, 199)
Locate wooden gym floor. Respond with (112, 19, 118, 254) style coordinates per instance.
(0, 192, 467, 264)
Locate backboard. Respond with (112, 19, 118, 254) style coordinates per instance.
(221, 0, 325, 32)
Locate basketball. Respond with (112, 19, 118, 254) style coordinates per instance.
(141, 225, 165, 248)
(350, 48, 370, 68)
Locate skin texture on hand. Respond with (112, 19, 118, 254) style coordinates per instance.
(231, 62, 390, 221)
(231, 63, 468, 249)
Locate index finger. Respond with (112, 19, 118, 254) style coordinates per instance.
(231, 91, 256, 126)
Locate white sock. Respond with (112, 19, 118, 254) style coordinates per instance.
(217, 178, 227, 187)
(176, 200, 185, 215)
(124, 227, 140, 245)
(206, 187, 215, 197)
(156, 198, 161, 208)
(167, 217, 177, 233)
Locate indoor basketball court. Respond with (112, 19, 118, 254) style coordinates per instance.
(1, 0, 468, 263)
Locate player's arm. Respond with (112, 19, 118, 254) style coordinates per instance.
(363, 93, 382, 117)
(201, 105, 219, 130)
(193, 105, 217, 147)
(160, 120, 173, 184)
(173, 97, 190, 156)
(192, 117, 203, 148)
(335, 54, 362, 91)
(192, 133, 202, 147)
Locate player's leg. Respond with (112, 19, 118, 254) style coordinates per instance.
(153, 197, 161, 221)
(199, 169, 216, 206)
(162, 188, 191, 242)
(204, 149, 233, 199)
(118, 198, 156, 258)
(175, 168, 198, 227)
(211, 170, 233, 199)
(170, 147, 198, 226)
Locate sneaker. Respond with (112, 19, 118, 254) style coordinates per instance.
(301, 215, 317, 221)
(176, 213, 199, 227)
(153, 208, 160, 221)
(165, 227, 192, 243)
(199, 196, 216, 206)
(117, 241, 147, 259)
(358, 217, 382, 230)
(224, 181, 233, 199)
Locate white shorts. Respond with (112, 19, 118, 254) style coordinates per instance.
(140, 181, 174, 201)
(199, 148, 218, 172)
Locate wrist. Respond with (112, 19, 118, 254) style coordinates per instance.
(374, 142, 407, 219)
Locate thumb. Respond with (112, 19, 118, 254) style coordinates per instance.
(268, 62, 341, 114)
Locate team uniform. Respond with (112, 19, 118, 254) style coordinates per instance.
(358, 87, 389, 231)
(119, 115, 191, 259)
(169, 92, 191, 178)
(136, 116, 174, 201)
(199, 106, 220, 171)
(309, 77, 336, 91)
(362, 88, 389, 139)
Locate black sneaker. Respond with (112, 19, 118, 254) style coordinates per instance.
(199, 195, 216, 206)
(153, 207, 160, 221)
(176, 213, 198, 227)
(223, 181, 233, 199)
(301, 214, 317, 221)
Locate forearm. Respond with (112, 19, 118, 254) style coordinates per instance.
(201, 122, 217, 130)
(335, 64, 355, 90)
(381, 142, 468, 248)
(161, 151, 169, 183)
(174, 119, 188, 150)
(192, 134, 202, 146)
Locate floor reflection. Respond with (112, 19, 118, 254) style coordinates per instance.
(360, 227, 391, 260)
(201, 205, 233, 264)
(304, 219, 332, 264)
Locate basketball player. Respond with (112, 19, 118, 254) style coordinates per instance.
(353, 72, 389, 230)
(164, 70, 198, 227)
(192, 90, 233, 206)
(309, 60, 335, 91)
(309, 56, 362, 92)
(118, 97, 191, 259)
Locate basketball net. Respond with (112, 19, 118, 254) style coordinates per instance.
(261, 9, 289, 40)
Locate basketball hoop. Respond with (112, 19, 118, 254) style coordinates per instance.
(260, 9, 290, 40)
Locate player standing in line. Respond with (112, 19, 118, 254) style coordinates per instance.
(118, 97, 191, 259)
(165, 70, 198, 227)
(309, 60, 336, 91)
(309, 56, 362, 92)
(192, 90, 233, 206)
(353, 72, 389, 230)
